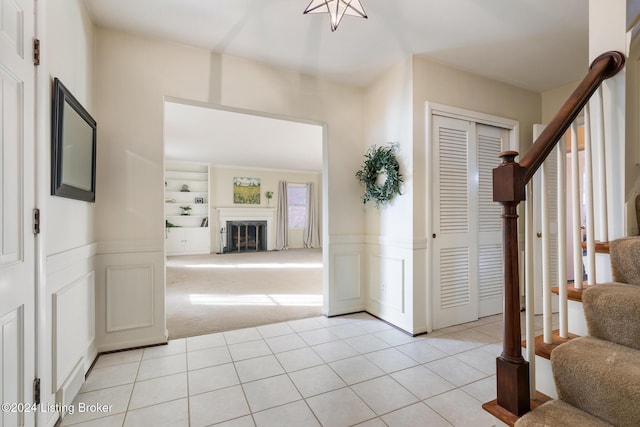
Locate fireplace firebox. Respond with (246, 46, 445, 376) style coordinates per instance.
(225, 221, 267, 252)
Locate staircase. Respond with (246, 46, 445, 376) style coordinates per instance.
(516, 236, 640, 426)
(482, 50, 634, 424)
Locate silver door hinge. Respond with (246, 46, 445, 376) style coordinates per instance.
(33, 38, 40, 66)
(33, 378, 41, 405)
(33, 208, 40, 235)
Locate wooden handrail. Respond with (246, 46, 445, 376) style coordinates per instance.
(489, 50, 625, 418)
(520, 51, 625, 183)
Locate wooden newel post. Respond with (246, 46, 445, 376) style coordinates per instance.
(493, 151, 530, 416)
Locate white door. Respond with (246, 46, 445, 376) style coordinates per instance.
(432, 116, 479, 329)
(477, 124, 507, 317)
(431, 116, 506, 329)
(0, 0, 36, 426)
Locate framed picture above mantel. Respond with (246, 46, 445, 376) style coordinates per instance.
(233, 177, 261, 205)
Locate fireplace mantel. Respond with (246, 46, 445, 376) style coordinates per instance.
(216, 207, 276, 250)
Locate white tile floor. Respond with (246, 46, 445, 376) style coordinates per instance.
(60, 313, 528, 427)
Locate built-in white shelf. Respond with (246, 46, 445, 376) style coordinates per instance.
(165, 161, 210, 255)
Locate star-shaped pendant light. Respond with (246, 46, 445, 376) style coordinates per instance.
(303, 0, 368, 32)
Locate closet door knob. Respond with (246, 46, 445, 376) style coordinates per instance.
(432, 233, 437, 238)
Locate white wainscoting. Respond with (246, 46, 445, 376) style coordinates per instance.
(365, 236, 428, 335)
(106, 265, 154, 332)
(44, 243, 97, 426)
(369, 255, 405, 313)
(52, 271, 95, 390)
(0, 307, 23, 427)
(325, 235, 366, 316)
(95, 240, 166, 352)
(334, 253, 362, 301)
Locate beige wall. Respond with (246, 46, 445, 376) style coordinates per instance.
(217, 54, 366, 237)
(93, 27, 367, 334)
(210, 166, 321, 249)
(363, 57, 420, 332)
(360, 55, 542, 333)
(541, 80, 581, 124)
(94, 30, 365, 242)
(364, 57, 414, 238)
(413, 57, 541, 159)
(94, 29, 211, 242)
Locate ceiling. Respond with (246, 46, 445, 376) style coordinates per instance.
(164, 101, 323, 172)
(84, 0, 589, 92)
(85, 0, 589, 171)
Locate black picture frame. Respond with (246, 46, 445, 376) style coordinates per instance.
(51, 78, 97, 202)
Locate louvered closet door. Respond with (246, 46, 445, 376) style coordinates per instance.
(432, 116, 479, 329)
(477, 124, 508, 317)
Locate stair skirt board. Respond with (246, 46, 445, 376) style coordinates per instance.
(529, 355, 557, 399)
(567, 299, 588, 336)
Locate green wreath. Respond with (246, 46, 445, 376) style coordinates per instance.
(355, 144, 404, 207)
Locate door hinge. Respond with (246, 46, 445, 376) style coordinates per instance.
(33, 38, 40, 66)
(33, 208, 40, 235)
(33, 378, 41, 405)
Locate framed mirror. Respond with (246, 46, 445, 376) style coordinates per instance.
(51, 78, 97, 202)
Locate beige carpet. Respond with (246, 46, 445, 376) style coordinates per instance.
(166, 248, 323, 339)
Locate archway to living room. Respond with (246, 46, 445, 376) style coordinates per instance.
(162, 98, 326, 339)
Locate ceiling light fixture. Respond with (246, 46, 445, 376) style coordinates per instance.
(303, 0, 368, 32)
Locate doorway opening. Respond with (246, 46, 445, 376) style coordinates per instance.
(163, 99, 326, 339)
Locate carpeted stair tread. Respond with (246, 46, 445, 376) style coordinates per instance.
(583, 282, 640, 350)
(610, 236, 640, 285)
(551, 336, 640, 427)
(515, 400, 614, 427)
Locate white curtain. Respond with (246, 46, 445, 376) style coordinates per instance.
(304, 182, 320, 248)
(275, 180, 288, 250)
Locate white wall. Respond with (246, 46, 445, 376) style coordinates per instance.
(210, 166, 321, 250)
(44, 0, 95, 254)
(589, 0, 628, 239)
(38, 0, 97, 424)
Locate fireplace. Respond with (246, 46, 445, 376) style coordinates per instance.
(226, 220, 267, 252)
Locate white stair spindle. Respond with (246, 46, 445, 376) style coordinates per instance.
(570, 122, 583, 290)
(525, 183, 536, 395)
(596, 88, 609, 243)
(557, 140, 568, 338)
(541, 162, 553, 344)
(584, 105, 596, 286)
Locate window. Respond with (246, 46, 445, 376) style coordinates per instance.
(287, 184, 307, 228)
